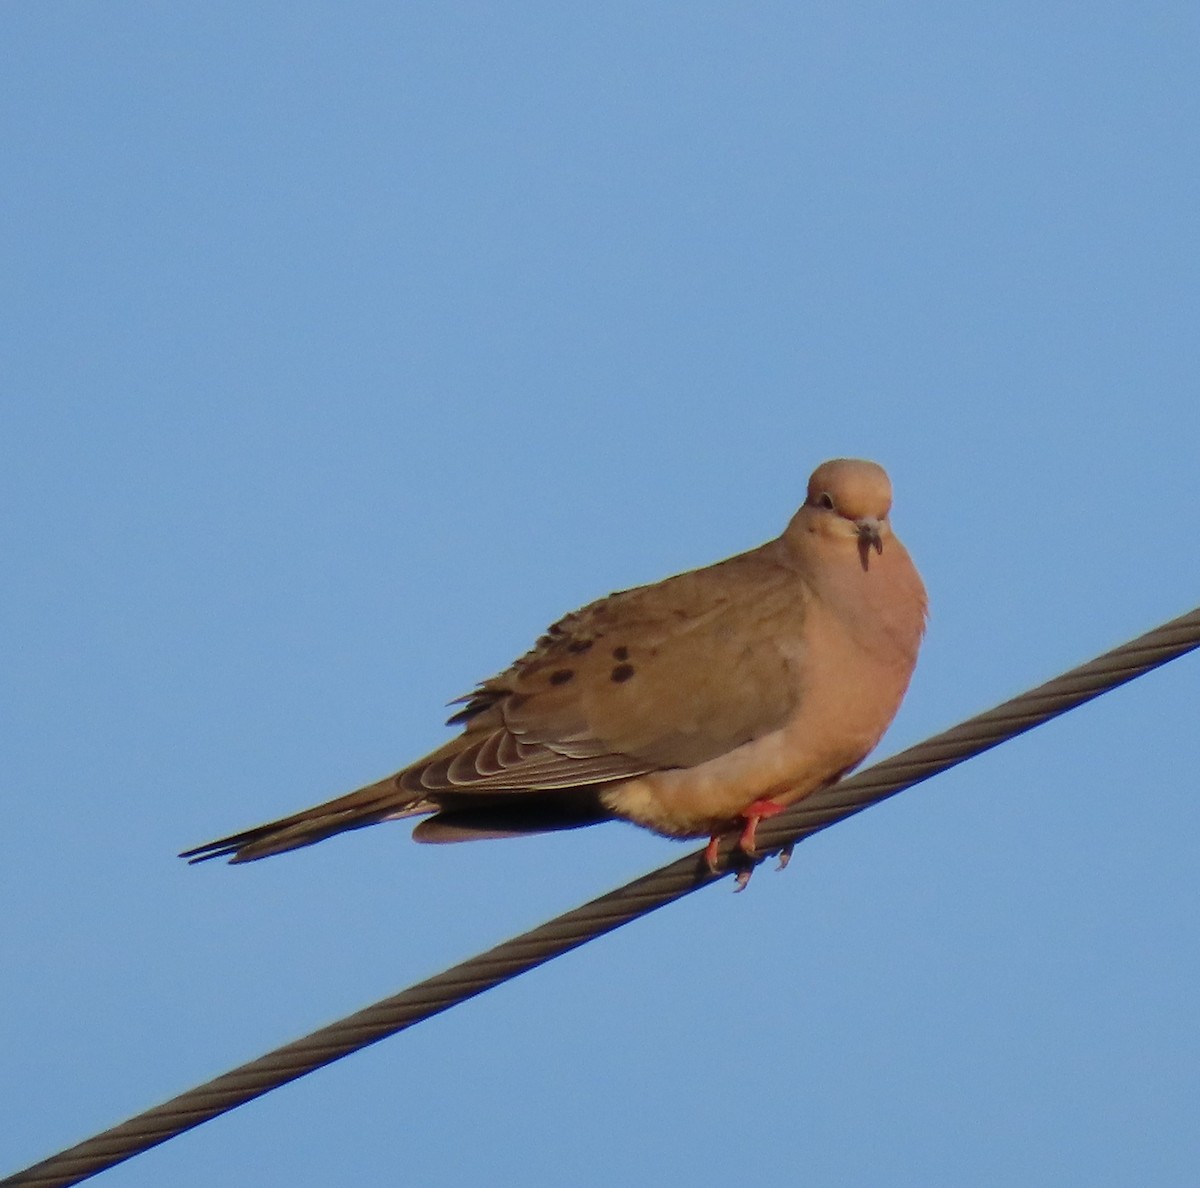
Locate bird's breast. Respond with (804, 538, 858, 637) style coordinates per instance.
(599, 573, 923, 839)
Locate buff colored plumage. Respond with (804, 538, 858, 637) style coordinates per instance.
(182, 459, 926, 875)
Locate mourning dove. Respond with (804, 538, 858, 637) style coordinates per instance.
(182, 459, 926, 880)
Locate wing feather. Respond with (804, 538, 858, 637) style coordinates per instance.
(397, 543, 809, 798)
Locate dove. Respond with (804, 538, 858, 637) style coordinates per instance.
(181, 458, 926, 881)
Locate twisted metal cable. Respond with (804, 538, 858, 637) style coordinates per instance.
(6, 605, 1200, 1188)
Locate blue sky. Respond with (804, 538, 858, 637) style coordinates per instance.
(3, 4, 1199, 1185)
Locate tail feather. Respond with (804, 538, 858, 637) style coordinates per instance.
(180, 777, 430, 864)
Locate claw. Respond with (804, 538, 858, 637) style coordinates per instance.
(777, 842, 794, 871)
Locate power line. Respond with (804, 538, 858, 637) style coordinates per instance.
(5, 605, 1199, 1188)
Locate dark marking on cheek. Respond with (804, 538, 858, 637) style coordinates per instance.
(611, 663, 635, 683)
(612, 645, 629, 661)
(549, 669, 575, 686)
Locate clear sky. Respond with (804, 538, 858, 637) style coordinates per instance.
(3, 4, 1199, 1185)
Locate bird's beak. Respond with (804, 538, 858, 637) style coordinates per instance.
(856, 517, 884, 556)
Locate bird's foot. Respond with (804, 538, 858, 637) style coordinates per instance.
(732, 802, 786, 891)
(704, 800, 785, 890)
(703, 833, 722, 874)
(737, 799, 785, 856)
(703, 833, 762, 889)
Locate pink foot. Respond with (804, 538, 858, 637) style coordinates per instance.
(703, 833, 721, 874)
(737, 798, 785, 856)
(704, 800, 786, 890)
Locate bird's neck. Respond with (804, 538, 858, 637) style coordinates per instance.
(794, 534, 927, 669)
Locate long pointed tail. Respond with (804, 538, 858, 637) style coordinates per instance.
(179, 776, 430, 864)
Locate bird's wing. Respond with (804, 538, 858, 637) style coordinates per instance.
(181, 543, 811, 862)
(406, 543, 810, 796)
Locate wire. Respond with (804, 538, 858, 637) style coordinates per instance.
(5, 605, 1200, 1188)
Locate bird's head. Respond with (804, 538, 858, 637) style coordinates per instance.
(788, 458, 895, 569)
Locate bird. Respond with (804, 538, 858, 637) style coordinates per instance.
(181, 458, 926, 883)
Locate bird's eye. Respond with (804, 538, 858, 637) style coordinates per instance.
(817, 492, 835, 510)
